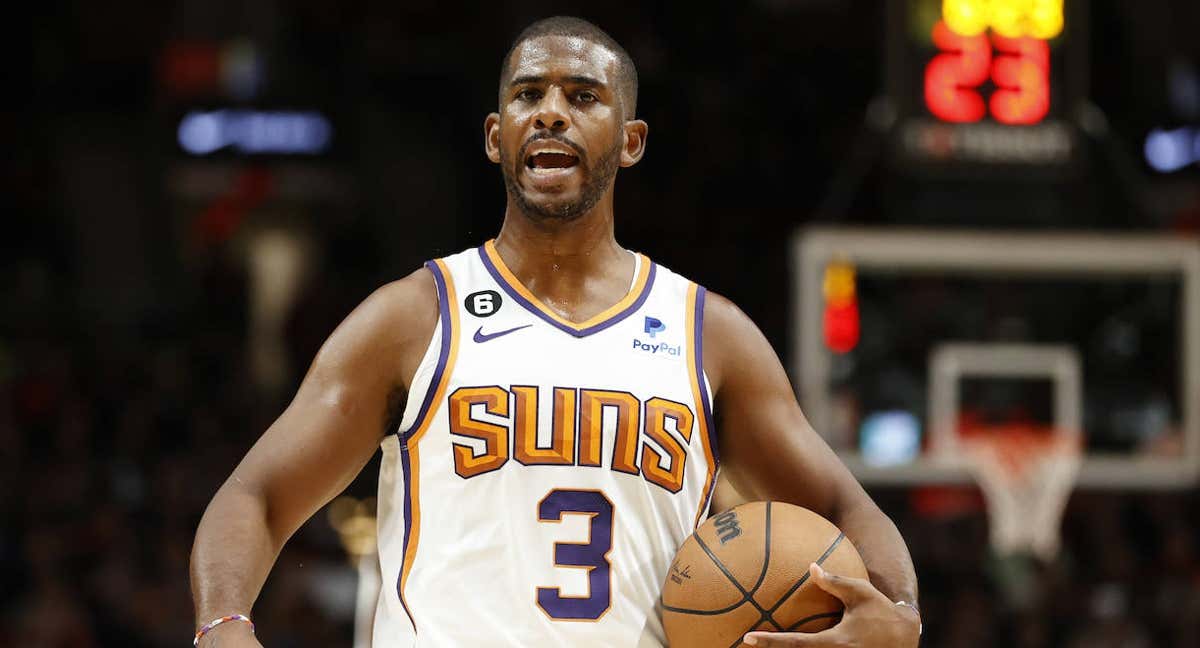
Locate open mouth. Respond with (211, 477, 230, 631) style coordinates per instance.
(525, 150, 580, 173)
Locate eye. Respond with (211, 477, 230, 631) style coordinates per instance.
(576, 91, 598, 103)
(516, 88, 542, 102)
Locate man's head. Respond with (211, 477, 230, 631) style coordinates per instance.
(499, 17, 639, 118)
(485, 17, 648, 223)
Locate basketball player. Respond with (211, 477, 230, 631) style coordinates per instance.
(191, 17, 919, 648)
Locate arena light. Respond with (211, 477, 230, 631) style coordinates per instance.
(162, 39, 265, 100)
(1025, 0, 1065, 39)
(822, 260, 860, 354)
(859, 411, 922, 467)
(942, 0, 991, 36)
(177, 109, 333, 155)
(943, 0, 1064, 40)
(1144, 127, 1199, 173)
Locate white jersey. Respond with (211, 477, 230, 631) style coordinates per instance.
(373, 241, 718, 647)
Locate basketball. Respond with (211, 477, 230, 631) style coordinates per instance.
(661, 501, 869, 647)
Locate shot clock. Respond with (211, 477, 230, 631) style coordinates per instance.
(885, 0, 1088, 173)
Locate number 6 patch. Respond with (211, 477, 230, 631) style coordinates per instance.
(465, 290, 502, 317)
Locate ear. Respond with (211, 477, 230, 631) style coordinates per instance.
(484, 112, 501, 164)
(619, 119, 649, 168)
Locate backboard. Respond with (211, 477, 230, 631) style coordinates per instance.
(792, 227, 1200, 489)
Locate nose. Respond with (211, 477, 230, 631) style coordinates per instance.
(532, 87, 570, 132)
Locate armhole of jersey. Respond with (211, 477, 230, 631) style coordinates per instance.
(687, 283, 719, 528)
(393, 259, 461, 635)
(396, 259, 459, 443)
(394, 319, 442, 436)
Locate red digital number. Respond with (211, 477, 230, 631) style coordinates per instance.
(989, 33, 1050, 125)
(925, 20, 991, 123)
(923, 21, 1051, 125)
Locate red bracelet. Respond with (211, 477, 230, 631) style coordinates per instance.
(194, 614, 254, 646)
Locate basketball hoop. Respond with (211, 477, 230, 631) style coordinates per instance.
(958, 425, 1082, 562)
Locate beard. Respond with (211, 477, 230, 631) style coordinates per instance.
(500, 134, 622, 223)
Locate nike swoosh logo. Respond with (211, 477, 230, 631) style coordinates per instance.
(473, 324, 532, 343)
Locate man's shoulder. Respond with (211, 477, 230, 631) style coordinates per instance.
(698, 289, 767, 395)
(305, 266, 440, 393)
(338, 267, 440, 352)
(369, 267, 439, 322)
(700, 290, 753, 340)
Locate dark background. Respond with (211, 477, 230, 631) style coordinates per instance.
(3, 1, 1199, 646)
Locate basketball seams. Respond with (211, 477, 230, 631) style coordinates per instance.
(692, 533, 780, 626)
(785, 611, 843, 632)
(660, 598, 753, 616)
(662, 503, 783, 629)
(764, 531, 846, 616)
(734, 528, 849, 643)
(725, 523, 848, 646)
(662, 508, 859, 647)
(746, 501, 774, 604)
(749, 502, 783, 631)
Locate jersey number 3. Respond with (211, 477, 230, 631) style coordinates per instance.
(536, 489, 614, 621)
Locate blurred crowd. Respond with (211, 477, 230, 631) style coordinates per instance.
(896, 489, 1200, 647)
(0, 254, 366, 647)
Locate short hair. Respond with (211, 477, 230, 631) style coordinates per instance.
(500, 16, 639, 118)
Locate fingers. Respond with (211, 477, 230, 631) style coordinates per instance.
(808, 562, 877, 606)
(742, 629, 842, 647)
(740, 565, 887, 646)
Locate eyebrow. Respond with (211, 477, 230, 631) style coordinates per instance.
(509, 74, 606, 88)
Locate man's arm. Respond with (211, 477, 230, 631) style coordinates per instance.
(189, 268, 438, 646)
(703, 291, 919, 647)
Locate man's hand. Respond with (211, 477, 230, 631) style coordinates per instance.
(742, 564, 921, 647)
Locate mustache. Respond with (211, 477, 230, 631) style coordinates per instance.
(518, 133, 585, 164)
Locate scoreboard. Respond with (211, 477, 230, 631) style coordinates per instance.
(925, 18, 1052, 125)
(886, 0, 1087, 172)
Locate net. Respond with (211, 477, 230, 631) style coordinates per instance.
(958, 425, 1082, 562)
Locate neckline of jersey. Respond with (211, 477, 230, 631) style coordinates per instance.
(478, 239, 657, 338)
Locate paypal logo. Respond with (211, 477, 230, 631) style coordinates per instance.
(644, 316, 666, 338)
(632, 339, 682, 357)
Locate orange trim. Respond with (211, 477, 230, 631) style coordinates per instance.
(641, 397, 694, 494)
(512, 386, 575, 465)
(483, 240, 651, 331)
(399, 259, 461, 619)
(605, 391, 642, 476)
(579, 389, 640, 469)
(449, 386, 510, 478)
(687, 283, 717, 528)
(551, 388, 578, 465)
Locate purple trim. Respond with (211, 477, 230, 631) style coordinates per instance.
(394, 259, 454, 633)
(397, 447, 416, 630)
(398, 261, 455, 440)
(477, 246, 657, 338)
(693, 286, 720, 516)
